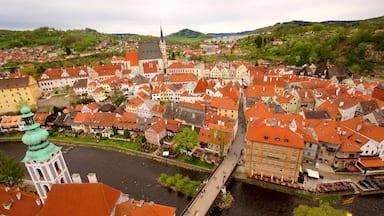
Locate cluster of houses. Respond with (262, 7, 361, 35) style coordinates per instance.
(1, 33, 384, 183)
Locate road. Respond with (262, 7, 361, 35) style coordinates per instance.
(183, 95, 246, 216)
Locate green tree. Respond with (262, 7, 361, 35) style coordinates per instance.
(123, 129, 131, 139)
(255, 36, 263, 49)
(312, 24, 325, 32)
(293, 204, 348, 216)
(0, 151, 25, 187)
(173, 128, 199, 154)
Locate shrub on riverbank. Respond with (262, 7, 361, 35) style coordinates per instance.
(158, 173, 202, 197)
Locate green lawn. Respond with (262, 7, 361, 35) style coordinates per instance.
(175, 155, 215, 169)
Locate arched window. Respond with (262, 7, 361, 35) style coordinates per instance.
(36, 168, 44, 180)
(54, 161, 61, 174)
(43, 185, 49, 194)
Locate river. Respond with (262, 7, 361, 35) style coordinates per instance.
(1, 142, 383, 216)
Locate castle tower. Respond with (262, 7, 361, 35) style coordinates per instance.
(20, 104, 72, 203)
(159, 26, 168, 68)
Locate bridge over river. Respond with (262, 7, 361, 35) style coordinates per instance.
(182, 96, 246, 216)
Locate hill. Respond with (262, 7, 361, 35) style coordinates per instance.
(0, 27, 115, 52)
(236, 16, 384, 76)
(166, 28, 212, 43)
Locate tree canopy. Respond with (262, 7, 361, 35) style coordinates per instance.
(0, 151, 25, 187)
(173, 127, 199, 154)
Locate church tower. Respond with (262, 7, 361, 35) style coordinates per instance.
(159, 26, 168, 68)
(20, 103, 72, 203)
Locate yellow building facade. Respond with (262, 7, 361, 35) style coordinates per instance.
(0, 75, 41, 114)
(244, 125, 304, 183)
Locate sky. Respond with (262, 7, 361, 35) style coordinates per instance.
(0, 0, 383, 36)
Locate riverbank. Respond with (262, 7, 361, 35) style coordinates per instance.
(0, 136, 212, 173)
(2, 135, 383, 204)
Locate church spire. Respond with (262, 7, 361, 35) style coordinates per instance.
(160, 26, 164, 43)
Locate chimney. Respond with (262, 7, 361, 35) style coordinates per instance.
(305, 91, 308, 98)
(339, 101, 344, 107)
(87, 173, 98, 183)
(35, 199, 42, 206)
(16, 192, 22, 200)
(72, 173, 82, 183)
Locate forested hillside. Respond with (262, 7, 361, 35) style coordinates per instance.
(0, 27, 116, 52)
(237, 16, 384, 75)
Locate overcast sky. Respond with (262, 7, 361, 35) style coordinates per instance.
(0, 0, 383, 36)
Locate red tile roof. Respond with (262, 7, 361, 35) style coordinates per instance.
(114, 112, 138, 129)
(40, 66, 88, 81)
(245, 101, 274, 121)
(210, 97, 238, 110)
(115, 200, 176, 216)
(167, 61, 195, 69)
(34, 112, 50, 125)
(179, 101, 205, 111)
(245, 85, 275, 97)
(194, 77, 208, 94)
(359, 157, 384, 168)
(143, 61, 158, 74)
(247, 125, 304, 149)
(0, 185, 42, 216)
(168, 73, 197, 83)
(125, 51, 139, 67)
(38, 183, 121, 216)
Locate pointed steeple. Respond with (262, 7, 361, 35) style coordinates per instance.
(160, 26, 164, 43)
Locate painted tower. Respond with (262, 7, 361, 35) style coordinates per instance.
(20, 103, 72, 203)
(159, 26, 168, 67)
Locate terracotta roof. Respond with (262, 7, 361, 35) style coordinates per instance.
(194, 77, 208, 94)
(310, 119, 342, 145)
(245, 101, 274, 121)
(339, 130, 366, 152)
(358, 124, 384, 142)
(245, 85, 275, 97)
(114, 112, 138, 129)
(247, 125, 304, 149)
(34, 112, 50, 125)
(38, 183, 121, 216)
(153, 117, 181, 132)
(316, 101, 342, 120)
(143, 61, 158, 74)
(210, 97, 238, 110)
(359, 157, 384, 168)
(89, 112, 116, 127)
(167, 61, 194, 69)
(151, 104, 166, 115)
(115, 200, 176, 216)
(146, 120, 166, 133)
(296, 89, 315, 103)
(125, 51, 139, 66)
(40, 66, 88, 81)
(126, 97, 144, 108)
(0, 185, 42, 216)
(204, 113, 230, 126)
(168, 73, 197, 83)
(179, 101, 205, 111)
(0, 115, 21, 127)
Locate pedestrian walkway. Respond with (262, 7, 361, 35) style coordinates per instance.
(182, 96, 246, 216)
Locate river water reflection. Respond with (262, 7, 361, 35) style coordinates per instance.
(1, 142, 383, 216)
